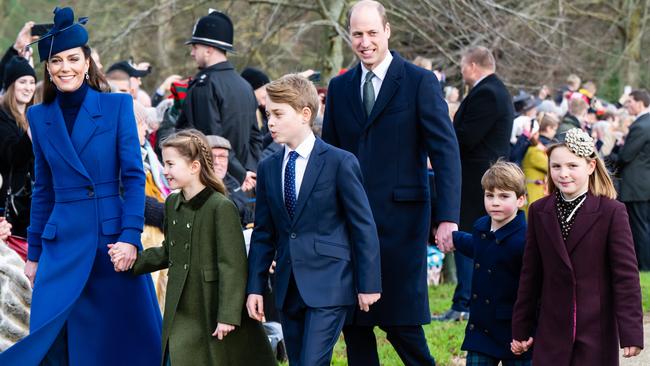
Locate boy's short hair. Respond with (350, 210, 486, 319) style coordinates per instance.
(538, 112, 559, 132)
(568, 97, 589, 116)
(266, 74, 319, 125)
(481, 160, 526, 197)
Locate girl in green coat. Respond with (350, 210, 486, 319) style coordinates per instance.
(110, 130, 275, 366)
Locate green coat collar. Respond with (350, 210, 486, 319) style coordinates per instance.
(173, 187, 213, 211)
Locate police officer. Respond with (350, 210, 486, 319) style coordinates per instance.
(177, 11, 261, 186)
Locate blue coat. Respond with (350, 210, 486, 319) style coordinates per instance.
(247, 138, 381, 309)
(0, 89, 162, 365)
(322, 52, 461, 325)
(452, 211, 530, 360)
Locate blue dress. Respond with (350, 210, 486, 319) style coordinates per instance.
(0, 87, 162, 365)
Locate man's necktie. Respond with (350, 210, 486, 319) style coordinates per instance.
(363, 71, 375, 117)
(284, 151, 299, 219)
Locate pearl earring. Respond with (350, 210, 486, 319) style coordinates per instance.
(85, 72, 89, 80)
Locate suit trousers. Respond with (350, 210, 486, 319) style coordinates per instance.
(343, 324, 436, 366)
(41, 324, 68, 366)
(279, 274, 348, 366)
(625, 201, 650, 270)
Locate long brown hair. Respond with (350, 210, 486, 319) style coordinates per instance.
(161, 129, 227, 196)
(1, 80, 34, 131)
(545, 143, 617, 199)
(42, 45, 110, 104)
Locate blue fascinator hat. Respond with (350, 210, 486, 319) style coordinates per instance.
(32, 7, 89, 62)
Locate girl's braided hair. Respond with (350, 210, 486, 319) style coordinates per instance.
(161, 129, 226, 196)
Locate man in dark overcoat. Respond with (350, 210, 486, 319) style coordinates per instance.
(434, 46, 513, 322)
(177, 11, 262, 187)
(322, 1, 461, 364)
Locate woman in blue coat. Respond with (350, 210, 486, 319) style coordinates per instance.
(0, 7, 162, 365)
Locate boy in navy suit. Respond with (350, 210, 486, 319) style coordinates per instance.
(246, 74, 382, 366)
(448, 161, 532, 366)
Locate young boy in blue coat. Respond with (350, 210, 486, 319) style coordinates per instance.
(449, 161, 532, 365)
(246, 74, 382, 366)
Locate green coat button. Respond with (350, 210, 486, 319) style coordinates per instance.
(184, 264, 188, 270)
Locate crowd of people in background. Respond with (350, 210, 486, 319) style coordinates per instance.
(0, 1, 646, 365)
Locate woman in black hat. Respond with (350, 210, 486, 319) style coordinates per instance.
(0, 56, 36, 239)
(0, 7, 162, 366)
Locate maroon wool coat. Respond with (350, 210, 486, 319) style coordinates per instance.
(512, 193, 644, 366)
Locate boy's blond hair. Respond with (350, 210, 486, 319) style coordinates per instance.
(265, 74, 319, 126)
(481, 160, 526, 197)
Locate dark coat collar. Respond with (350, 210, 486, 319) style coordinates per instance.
(473, 210, 526, 242)
(201, 60, 234, 73)
(174, 186, 214, 211)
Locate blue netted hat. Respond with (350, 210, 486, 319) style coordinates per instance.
(32, 7, 89, 62)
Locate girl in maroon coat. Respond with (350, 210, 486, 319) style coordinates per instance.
(511, 128, 643, 365)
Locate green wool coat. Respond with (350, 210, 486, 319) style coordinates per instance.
(133, 187, 276, 366)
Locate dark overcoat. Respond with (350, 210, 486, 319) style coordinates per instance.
(322, 51, 461, 325)
(176, 61, 262, 183)
(453, 74, 513, 231)
(512, 193, 644, 366)
(0, 89, 162, 365)
(617, 112, 650, 202)
(133, 188, 276, 366)
(453, 211, 531, 360)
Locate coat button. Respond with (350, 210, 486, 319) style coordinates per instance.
(87, 186, 95, 197)
(184, 264, 188, 270)
(469, 324, 475, 330)
(484, 329, 489, 334)
(184, 243, 189, 250)
(487, 269, 492, 274)
(169, 261, 173, 267)
(186, 223, 191, 229)
(472, 294, 478, 299)
(290, 233, 297, 239)
(170, 240, 175, 247)
(480, 233, 487, 239)
(172, 220, 176, 225)
(485, 299, 490, 305)
(475, 263, 480, 269)
(495, 239, 501, 244)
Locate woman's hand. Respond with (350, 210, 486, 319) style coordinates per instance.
(0, 217, 12, 241)
(24, 260, 38, 288)
(623, 346, 642, 358)
(212, 323, 236, 340)
(107, 242, 137, 271)
(510, 337, 534, 355)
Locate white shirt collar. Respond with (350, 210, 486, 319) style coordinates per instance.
(361, 51, 393, 82)
(284, 132, 316, 160)
(636, 110, 649, 119)
(473, 73, 492, 88)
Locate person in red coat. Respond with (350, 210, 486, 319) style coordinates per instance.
(511, 128, 644, 365)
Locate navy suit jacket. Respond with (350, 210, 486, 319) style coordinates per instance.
(322, 51, 461, 325)
(453, 211, 530, 360)
(247, 138, 381, 309)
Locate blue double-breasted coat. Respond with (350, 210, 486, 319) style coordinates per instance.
(0, 88, 162, 365)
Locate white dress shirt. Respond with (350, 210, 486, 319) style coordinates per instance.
(360, 52, 394, 102)
(281, 132, 316, 201)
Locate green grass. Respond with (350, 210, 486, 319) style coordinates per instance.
(282, 273, 650, 366)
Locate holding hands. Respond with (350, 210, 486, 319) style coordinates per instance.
(358, 293, 381, 312)
(510, 337, 534, 355)
(434, 221, 457, 253)
(107, 242, 138, 271)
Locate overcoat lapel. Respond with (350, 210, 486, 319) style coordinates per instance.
(70, 89, 101, 155)
(538, 195, 573, 270)
(44, 101, 90, 179)
(566, 194, 601, 255)
(291, 139, 326, 224)
(364, 52, 403, 131)
(346, 65, 366, 128)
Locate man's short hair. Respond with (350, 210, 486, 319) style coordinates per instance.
(566, 74, 581, 89)
(266, 74, 320, 125)
(630, 89, 650, 107)
(347, 0, 388, 29)
(462, 46, 496, 72)
(481, 160, 526, 198)
(568, 97, 589, 116)
(106, 69, 130, 81)
(538, 112, 560, 132)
